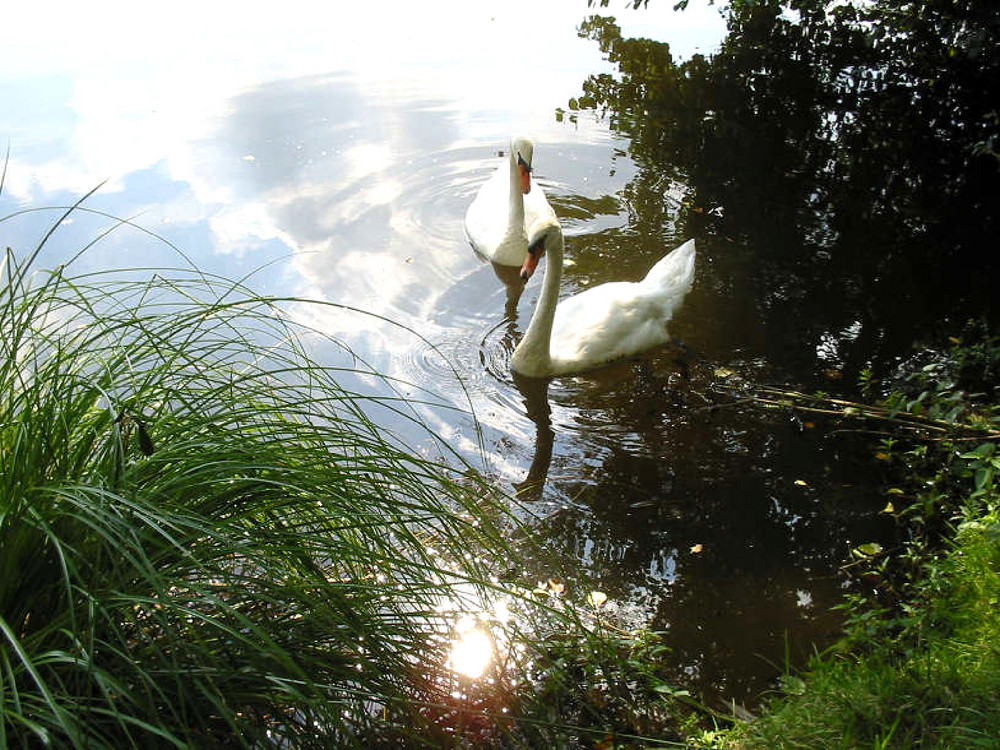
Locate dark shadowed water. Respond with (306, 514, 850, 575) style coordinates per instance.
(9, 0, 990, 710)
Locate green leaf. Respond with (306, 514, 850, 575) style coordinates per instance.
(974, 467, 994, 492)
(653, 683, 690, 697)
(779, 675, 807, 695)
(961, 442, 995, 460)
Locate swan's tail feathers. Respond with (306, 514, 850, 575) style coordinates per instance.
(642, 238, 696, 294)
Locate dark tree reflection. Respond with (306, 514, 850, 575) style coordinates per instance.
(576, 0, 999, 385)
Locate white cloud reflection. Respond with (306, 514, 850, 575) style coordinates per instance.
(3, 0, 723, 194)
(2, 0, 724, 477)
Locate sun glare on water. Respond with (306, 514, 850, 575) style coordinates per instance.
(448, 617, 493, 680)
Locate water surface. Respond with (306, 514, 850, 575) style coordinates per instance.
(1, 1, 892, 707)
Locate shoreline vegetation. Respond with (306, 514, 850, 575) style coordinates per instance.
(4, 194, 998, 746)
(708, 326, 1000, 748)
(0, 197, 529, 746)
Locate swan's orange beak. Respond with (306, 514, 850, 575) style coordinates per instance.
(517, 155, 532, 194)
(520, 243, 542, 281)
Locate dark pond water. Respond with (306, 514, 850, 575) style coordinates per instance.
(4, 0, 996, 710)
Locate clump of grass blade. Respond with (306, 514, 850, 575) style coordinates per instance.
(0, 231, 522, 747)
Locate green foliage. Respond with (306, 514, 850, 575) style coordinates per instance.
(714, 327, 1000, 748)
(724, 513, 1000, 749)
(530, 625, 686, 746)
(498, 591, 702, 749)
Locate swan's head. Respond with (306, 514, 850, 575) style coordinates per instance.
(511, 134, 534, 195)
(520, 217, 562, 282)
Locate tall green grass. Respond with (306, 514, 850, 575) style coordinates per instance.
(0, 201, 522, 747)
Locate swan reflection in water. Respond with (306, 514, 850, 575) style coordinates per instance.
(510, 371, 554, 502)
(490, 261, 527, 323)
(484, 259, 554, 501)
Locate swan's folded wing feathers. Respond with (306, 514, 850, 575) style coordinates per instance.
(548, 240, 694, 371)
(549, 282, 660, 368)
(642, 239, 696, 294)
(464, 164, 508, 250)
(524, 181, 557, 226)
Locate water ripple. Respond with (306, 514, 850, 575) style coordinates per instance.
(480, 317, 519, 387)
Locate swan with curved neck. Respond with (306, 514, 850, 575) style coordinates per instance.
(464, 135, 557, 274)
(511, 219, 696, 378)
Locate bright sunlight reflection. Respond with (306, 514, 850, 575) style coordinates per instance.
(448, 616, 493, 680)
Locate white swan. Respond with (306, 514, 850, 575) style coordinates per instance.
(511, 218, 696, 378)
(464, 135, 557, 273)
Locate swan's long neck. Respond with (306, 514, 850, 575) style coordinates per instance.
(512, 230, 563, 377)
(506, 150, 524, 233)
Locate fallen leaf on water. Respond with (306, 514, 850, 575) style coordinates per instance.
(653, 683, 691, 697)
(588, 591, 608, 608)
(547, 578, 565, 595)
(690, 543, 704, 554)
(853, 542, 883, 558)
(875, 452, 890, 461)
(881, 501, 895, 514)
(794, 479, 808, 487)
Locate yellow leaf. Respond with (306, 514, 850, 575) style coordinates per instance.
(588, 591, 608, 608)
(690, 543, 704, 554)
(794, 479, 808, 487)
(881, 502, 895, 514)
(547, 578, 565, 595)
(853, 542, 883, 557)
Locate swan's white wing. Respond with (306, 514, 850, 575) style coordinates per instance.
(524, 181, 557, 229)
(547, 241, 695, 373)
(642, 238, 696, 296)
(464, 161, 510, 259)
(549, 281, 671, 370)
